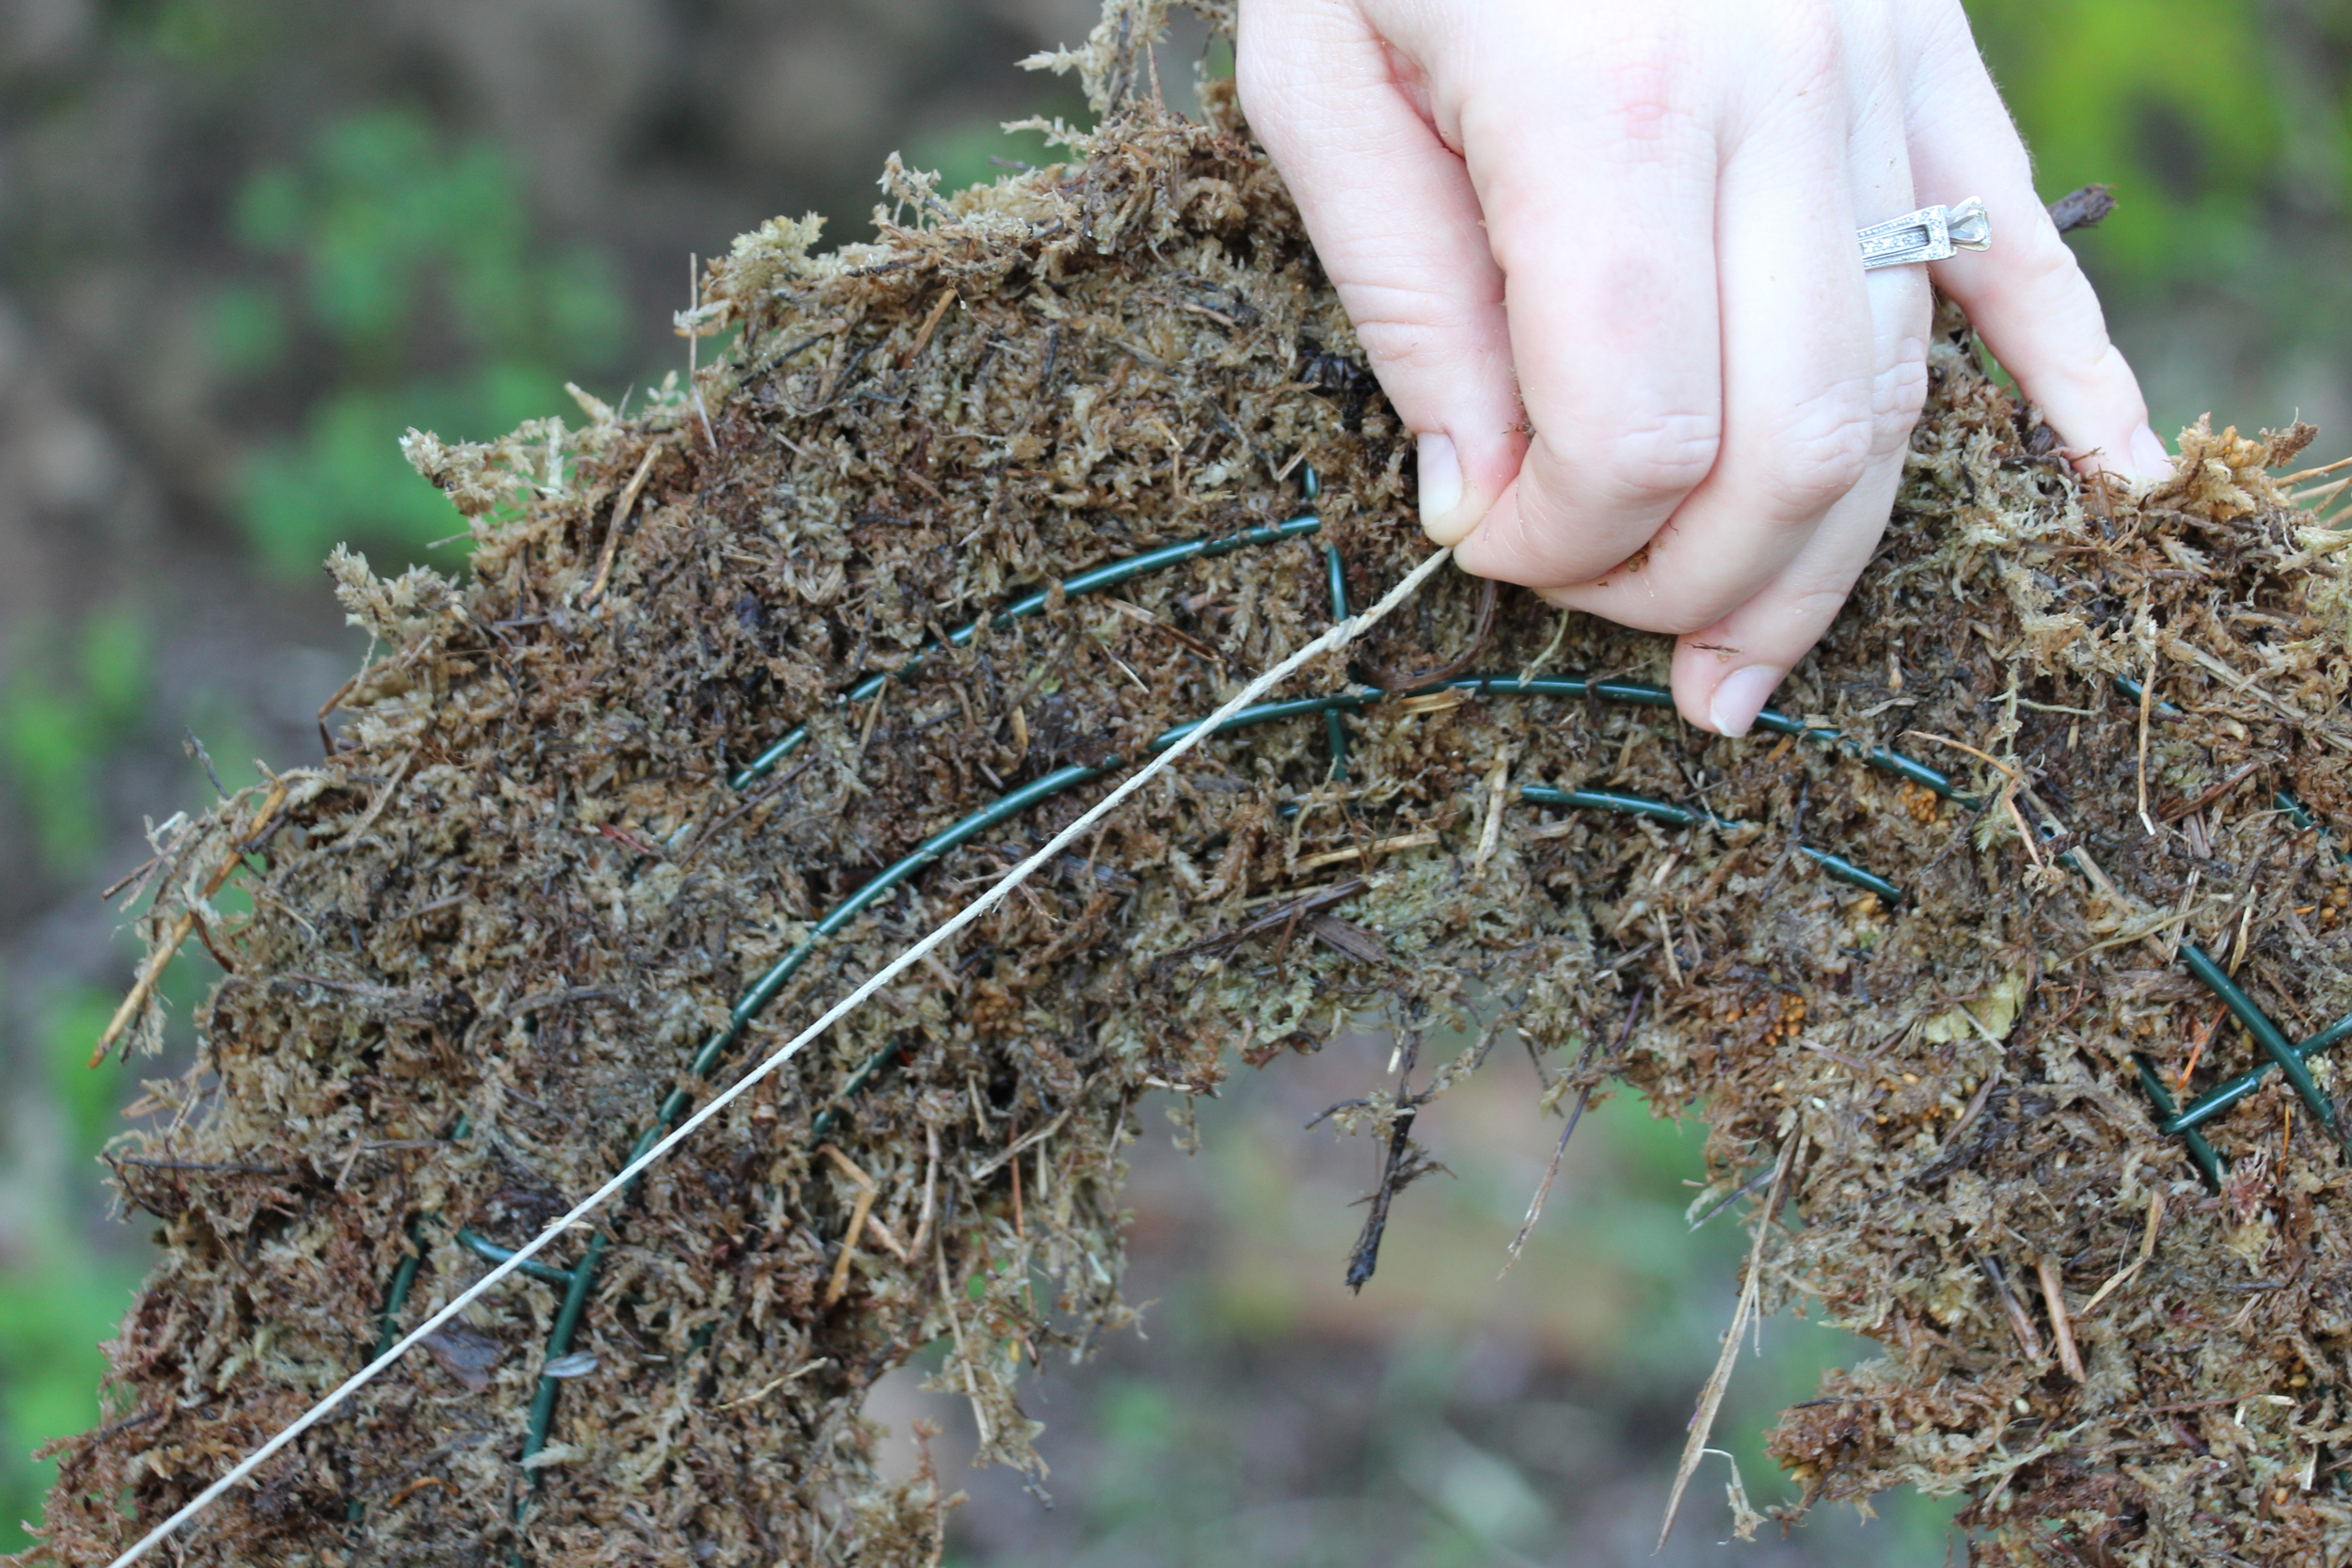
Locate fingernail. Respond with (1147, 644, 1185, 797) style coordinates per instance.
(1708, 666, 1785, 739)
(1417, 433, 1466, 542)
(2129, 424, 2172, 481)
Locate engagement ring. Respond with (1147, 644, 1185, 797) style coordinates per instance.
(1858, 198, 1992, 269)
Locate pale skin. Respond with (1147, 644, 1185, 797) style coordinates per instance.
(1236, 0, 2169, 736)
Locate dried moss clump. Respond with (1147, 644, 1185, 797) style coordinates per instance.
(27, 5, 2352, 1564)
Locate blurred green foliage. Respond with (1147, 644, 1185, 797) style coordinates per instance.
(216, 110, 626, 575)
(0, 610, 149, 876)
(0, 989, 152, 1554)
(967, 1087, 1956, 1564)
(1968, 0, 2287, 282)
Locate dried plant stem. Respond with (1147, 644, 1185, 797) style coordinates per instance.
(1659, 1138, 1796, 1549)
(582, 444, 664, 606)
(2081, 1189, 2167, 1320)
(2037, 1256, 2087, 1381)
(90, 783, 289, 1068)
(1502, 990, 1641, 1274)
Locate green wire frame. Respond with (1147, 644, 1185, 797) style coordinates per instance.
(358, 490, 2345, 1542)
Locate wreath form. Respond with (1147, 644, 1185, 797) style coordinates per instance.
(356, 473, 2352, 1537)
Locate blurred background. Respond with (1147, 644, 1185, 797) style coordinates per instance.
(0, 0, 2343, 1560)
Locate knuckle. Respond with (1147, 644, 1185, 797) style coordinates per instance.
(2010, 222, 2098, 302)
(1772, 0, 1844, 74)
(1338, 273, 1497, 326)
(1553, 24, 1708, 156)
(1597, 49, 1681, 141)
(1871, 356, 1931, 453)
(1757, 388, 1874, 511)
(1581, 411, 1723, 506)
(1341, 282, 1502, 372)
(1778, 579, 1861, 626)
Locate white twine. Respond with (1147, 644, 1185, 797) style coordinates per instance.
(107, 544, 1455, 1567)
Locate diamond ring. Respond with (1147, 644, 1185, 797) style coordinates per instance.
(1858, 198, 1992, 270)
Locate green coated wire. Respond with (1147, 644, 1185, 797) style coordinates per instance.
(484, 503, 2337, 1496)
(1409, 674, 1964, 800)
(454, 1229, 583, 1289)
(2164, 1010, 2352, 1134)
(1518, 784, 1704, 831)
(2111, 674, 2185, 720)
(506, 673, 1923, 1468)
(726, 514, 1325, 790)
(521, 1232, 611, 1463)
(1797, 847, 1907, 905)
(808, 1037, 911, 1143)
(1515, 785, 1907, 902)
(2176, 942, 2350, 1151)
(2155, 795, 2352, 1128)
(2134, 1054, 2225, 1194)
(2073, 776, 2352, 1178)
(517, 672, 1929, 1461)
(371, 1222, 429, 1361)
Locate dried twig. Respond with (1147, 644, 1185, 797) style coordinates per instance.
(2161, 760, 2263, 823)
(2038, 1256, 2087, 1381)
(821, 1183, 878, 1308)
(1659, 1138, 1796, 1549)
(1472, 748, 1512, 871)
(933, 1226, 992, 1451)
(2080, 1188, 2166, 1319)
(583, 445, 665, 607)
(1902, 730, 2020, 781)
(1976, 1249, 2046, 1362)
(1502, 991, 1642, 1273)
(1156, 879, 1367, 963)
(91, 783, 290, 1068)
(1292, 832, 1438, 876)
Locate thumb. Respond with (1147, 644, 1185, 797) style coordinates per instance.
(1236, 0, 1525, 543)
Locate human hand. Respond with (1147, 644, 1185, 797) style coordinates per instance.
(1237, 0, 2169, 735)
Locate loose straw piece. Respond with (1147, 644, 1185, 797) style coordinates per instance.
(2080, 1188, 2165, 1319)
(1659, 1139, 1796, 1549)
(102, 545, 1457, 1568)
(2037, 1256, 2086, 1382)
(582, 445, 665, 607)
(91, 783, 290, 1068)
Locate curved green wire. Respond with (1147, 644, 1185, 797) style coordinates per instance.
(371, 504, 1972, 1501)
(454, 1229, 583, 1289)
(363, 470, 2333, 1512)
(2176, 942, 2347, 1151)
(2135, 1054, 2226, 1194)
(726, 514, 1325, 790)
(505, 669, 1923, 1465)
(355, 456, 2348, 1540)
(2166, 796, 2352, 1133)
(2165, 1011, 2352, 1135)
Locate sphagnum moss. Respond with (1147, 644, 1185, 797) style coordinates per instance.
(26, 5, 2352, 1563)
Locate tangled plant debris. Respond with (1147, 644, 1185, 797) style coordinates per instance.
(25, 4, 2352, 1563)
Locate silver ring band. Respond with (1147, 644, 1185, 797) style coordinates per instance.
(1858, 198, 1991, 270)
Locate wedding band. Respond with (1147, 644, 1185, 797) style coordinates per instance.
(1858, 198, 1991, 270)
